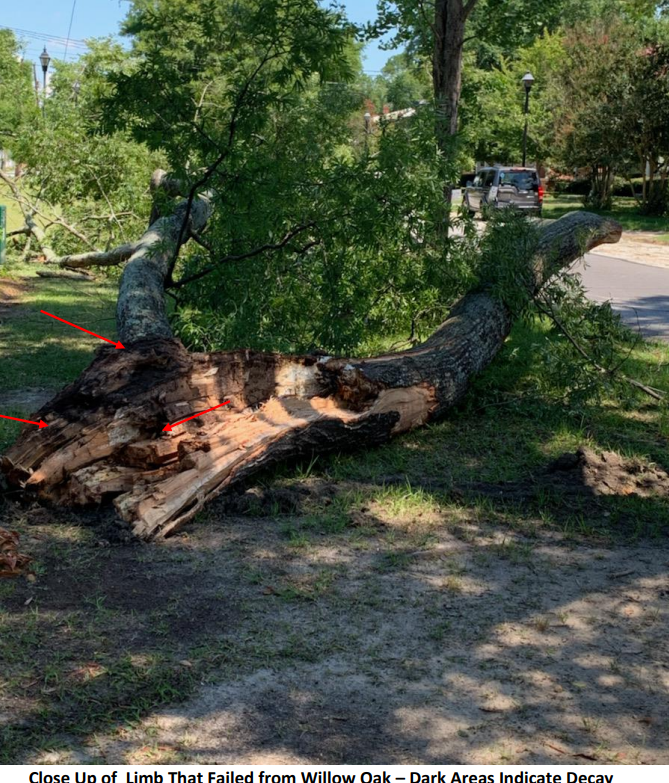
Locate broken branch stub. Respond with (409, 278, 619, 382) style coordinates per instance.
(1, 213, 622, 540)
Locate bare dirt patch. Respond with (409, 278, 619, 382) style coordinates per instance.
(0, 278, 33, 319)
(68, 523, 669, 765)
(3, 451, 667, 765)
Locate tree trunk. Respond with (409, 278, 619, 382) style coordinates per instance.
(432, 0, 478, 213)
(1, 211, 621, 541)
(433, 0, 467, 145)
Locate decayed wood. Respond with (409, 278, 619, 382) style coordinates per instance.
(1, 212, 622, 541)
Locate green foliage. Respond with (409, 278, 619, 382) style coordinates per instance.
(173, 105, 463, 354)
(557, 19, 639, 209)
(556, 17, 669, 215)
(0, 30, 38, 146)
(95, 0, 465, 354)
(622, 33, 669, 215)
(535, 277, 640, 406)
(474, 210, 539, 317)
(460, 31, 566, 166)
(355, 53, 431, 115)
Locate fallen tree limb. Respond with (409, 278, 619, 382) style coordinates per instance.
(24, 214, 58, 263)
(0, 170, 97, 258)
(48, 243, 139, 269)
(36, 269, 96, 281)
(47, 169, 191, 269)
(116, 192, 213, 342)
(1, 211, 622, 540)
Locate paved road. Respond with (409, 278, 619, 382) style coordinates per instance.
(575, 254, 669, 341)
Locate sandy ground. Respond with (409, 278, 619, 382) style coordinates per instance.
(457, 220, 668, 269)
(590, 232, 669, 269)
(28, 509, 668, 766)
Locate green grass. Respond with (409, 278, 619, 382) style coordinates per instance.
(274, 315, 669, 539)
(0, 182, 26, 233)
(0, 261, 117, 450)
(542, 194, 669, 237)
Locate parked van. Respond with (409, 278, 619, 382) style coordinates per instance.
(464, 166, 544, 217)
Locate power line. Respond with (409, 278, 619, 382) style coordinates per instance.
(64, 1, 78, 61)
(1, 25, 88, 50)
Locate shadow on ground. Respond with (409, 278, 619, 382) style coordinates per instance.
(1, 476, 668, 764)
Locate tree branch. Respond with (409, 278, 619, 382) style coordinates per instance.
(48, 243, 139, 269)
(167, 47, 286, 286)
(0, 170, 97, 251)
(463, 0, 480, 19)
(169, 222, 318, 289)
(533, 296, 665, 402)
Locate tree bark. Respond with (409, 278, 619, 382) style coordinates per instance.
(48, 244, 138, 270)
(432, 0, 479, 212)
(116, 194, 212, 343)
(1, 212, 621, 541)
(433, 0, 468, 143)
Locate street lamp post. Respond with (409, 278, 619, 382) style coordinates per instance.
(39, 47, 51, 118)
(521, 72, 534, 168)
(73, 79, 81, 105)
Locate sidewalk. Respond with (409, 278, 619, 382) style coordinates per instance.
(590, 231, 669, 270)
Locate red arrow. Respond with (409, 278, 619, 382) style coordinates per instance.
(40, 310, 125, 349)
(0, 414, 48, 429)
(163, 401, 230, 432)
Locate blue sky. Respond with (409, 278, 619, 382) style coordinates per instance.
(3, 0, 396, 73)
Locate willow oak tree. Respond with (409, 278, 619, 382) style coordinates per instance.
(1, 0, 623, 540)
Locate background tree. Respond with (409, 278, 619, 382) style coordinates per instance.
(379, 53, 431, 110)
(0, 30, 38, 152)
(459, 30, 566, 169)
(621, 32, 669, 214)
(556, 19, 637, 209)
